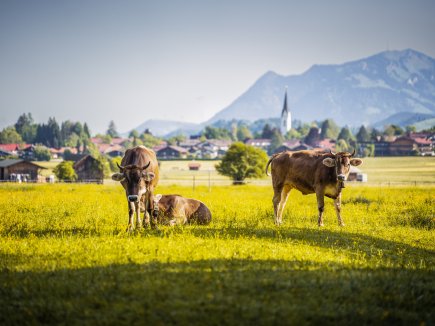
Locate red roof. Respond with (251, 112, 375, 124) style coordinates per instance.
(0, 144, 31, 152)
(414, 137, 432, 145)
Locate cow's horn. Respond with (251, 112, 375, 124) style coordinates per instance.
(142, 161, 151, 170)
(116, 162, 124, 171)
(350, 148, 355, 157)
(329, 149, 336, 156)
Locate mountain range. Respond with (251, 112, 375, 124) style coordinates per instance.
(130, 49, 435, 136)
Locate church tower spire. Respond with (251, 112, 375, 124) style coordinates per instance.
(280, 87, 291, 135)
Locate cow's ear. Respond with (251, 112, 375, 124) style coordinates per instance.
(322, 158, 336, 167)
(154, 194, 162, 202)
(350, 158, 363, 166)
(111, 173, 125, 181)
(142, 171, 155, 182)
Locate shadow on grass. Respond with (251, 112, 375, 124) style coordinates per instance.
(189, 226, 435, 258)
(1, 258, 433, 325)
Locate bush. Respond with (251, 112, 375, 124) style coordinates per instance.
(215, 142, 268, 184)
(53, 161, 77, 181)
(33, 145, 51, 161)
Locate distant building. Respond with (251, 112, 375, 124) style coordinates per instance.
(73, 155, 104, 183)
(280, 88, 291, 135)
(245, 139, 271, 151)
(156, 145, 188, 159)
(0, 159, 46, 182)
(188, 162, 201, 171)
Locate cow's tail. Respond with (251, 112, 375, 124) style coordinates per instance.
(265, 153, 279, 176)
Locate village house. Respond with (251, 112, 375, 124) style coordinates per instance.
(0, 159, 46, 182)
(196, 139, 232, 159)
(155, 145, 188, 159)
(0, 144, 33, 158)
(245, 139, 271, 151)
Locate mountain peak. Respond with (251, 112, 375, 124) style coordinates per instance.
(208, 49, 435, 127)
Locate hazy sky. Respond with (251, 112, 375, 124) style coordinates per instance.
(1, 0, 435, 134)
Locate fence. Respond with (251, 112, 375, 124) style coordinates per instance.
(1, 177, 434, 188)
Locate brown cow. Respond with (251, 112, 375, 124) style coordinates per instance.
(111, 146, 160, 231)
(153, 194, 212, 225)
(266, 149, 363, 226)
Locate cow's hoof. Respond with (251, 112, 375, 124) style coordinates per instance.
(339, 223, 345, 227)
(318, 223, 324, 227)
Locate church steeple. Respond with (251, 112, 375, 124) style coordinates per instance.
(280, 87, 291, 135)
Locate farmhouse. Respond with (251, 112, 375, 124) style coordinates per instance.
(73, 155, 104, 183)
(0, 159, 46, 182)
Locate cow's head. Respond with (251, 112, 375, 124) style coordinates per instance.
(322, 149, 363, 182)
(111, 161, 155, 202)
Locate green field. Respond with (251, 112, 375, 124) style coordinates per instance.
(0, 182, 434, 325)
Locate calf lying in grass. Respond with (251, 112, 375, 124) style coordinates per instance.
(153, 194, 212, 225)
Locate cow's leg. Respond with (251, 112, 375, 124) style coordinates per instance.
(272, 185, 282, 225)
(143, 211, 150, 227)
(276, 185, 291, 225)
(143, 199, 150, 227)
(127, 201, 135, 231)
(146, 200, 158, 229)
(173, 209, 188, 225)
(273, 185, 291, 225)
(316, 190, 325, 226)
(135, 201, 142, 229)
(334, 193, 344, 226)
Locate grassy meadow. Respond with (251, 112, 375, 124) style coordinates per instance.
(0, 181, 434, 325)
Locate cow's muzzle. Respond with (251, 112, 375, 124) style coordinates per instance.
(337, 174, 346, 182)
(128, 195, 139, 202)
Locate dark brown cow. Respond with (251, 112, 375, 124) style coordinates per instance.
(153, 194, 212, 225)
(112, 146, 160, 231)
(266, 149, 363, 226)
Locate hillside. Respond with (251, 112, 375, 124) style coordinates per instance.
(208, 49, 435, 127)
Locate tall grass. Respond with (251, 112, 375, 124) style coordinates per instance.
(0, 183, 434, 325)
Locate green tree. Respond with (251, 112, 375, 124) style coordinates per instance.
(94, 133, 112, 144)
(0, 126, 23, 144)
(320, 119, 339, 139)
(83, 123, 91, 138)
(284, 128, 302, 140)
(106, 120, 119, 138)
(406, 125, 416, 133)
(337, 127, 355, 143)
(53, 161, 77, 181)
(384, 124, 404, 137)
(269, 129, 284, 154)
(109, 156, 123, 172)
(203, 126, 232, 140)
(356, 125, 371, 142)
(261, 124, 274, 138)
(129, 129, 140, 138)
(140, 133, 162, 148)
(297, 123, 311, 138)
(236, 125, 253, 141)
(336, 139, 349, 152)
(216, 142, 268, 184)
(15, 113, 37, 143)
(304, 127, 321, 146)
(33, 145, 51, 161)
